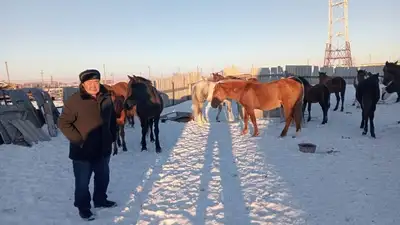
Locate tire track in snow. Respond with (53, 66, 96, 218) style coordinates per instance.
(229, 121, 306, 225)
(134, 122, 210, 224)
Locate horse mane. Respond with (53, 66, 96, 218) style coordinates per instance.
(132, 75, 153, 86)
(296, 76, 311, 87)
(216, 79, 248, 84)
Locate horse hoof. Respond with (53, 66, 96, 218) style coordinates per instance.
(141, 147, 147, 151)
(123, 148, 127, 152)
(156, 148, 162, 153)
(150, 139, 155, 143)
(371, 134, 376, 138)
(362, 132, 367, 136)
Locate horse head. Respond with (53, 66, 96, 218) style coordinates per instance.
(124, 75, 141, 110)
(318, 72, 327, 77)
(383, 61, 400, 86)
(211, 80, 246, 108)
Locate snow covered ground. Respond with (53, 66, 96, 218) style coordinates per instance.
(1, 85, 400, 225)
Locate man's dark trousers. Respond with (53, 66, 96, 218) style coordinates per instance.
(72, 156, 110, 209)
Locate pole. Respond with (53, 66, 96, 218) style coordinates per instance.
(5, 61, 10, 83)
(148, 66, 151, 78)
(103, 64, 106, 84)
(41, 70, 44, 89)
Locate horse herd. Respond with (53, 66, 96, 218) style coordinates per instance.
(104, 60, 400, 154)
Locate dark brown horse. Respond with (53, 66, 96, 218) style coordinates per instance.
(124, 75, 164, 153)
(352, 70, 368, 107)
(356, 73, 380, 138)
(296, 76, 330, 124)
(211, 77, 304, 137)
(318, 72, 346, 111)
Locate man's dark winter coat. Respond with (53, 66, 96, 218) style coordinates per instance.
(58, 85, 117, 161)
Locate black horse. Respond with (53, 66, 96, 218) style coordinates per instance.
(124, 75, 164, 153)
(382, 61, 400, 102)
(356, 73, 380, 138)
(296, 76, 330, 124)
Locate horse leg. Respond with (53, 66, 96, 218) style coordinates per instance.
(302, 100, 307, 122)
(227, 100, 235, 122)
(319, 101, 327, 124)
(216, 104, 222, 122)
(307, 102, 312, 122)
(154, 117, 162, 153)
(237, 102, 243, 121)
(140, 117, 149, 151)
(248, 110, 259, 136)
(333, 92, 340, 111)
(360, 106, 365, 129)
(149, 118, 155, 142)
(121, 125, 127, 151)
(362, 105, 369, 136)
(116, 125, 121, 147)
(340, 88, 345, 112)
(293, 100, 303, 136)
(396, 92, 400, 103)
(113, 135, 118, 155)
(280, 104, 294, 137)
(369, 109, 376, 138)
(241, 110, 250, 135)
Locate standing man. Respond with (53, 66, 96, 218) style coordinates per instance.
(58, 69, 117, 221)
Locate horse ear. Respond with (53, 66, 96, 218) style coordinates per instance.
(395, 61, 398, 65)
(127, 75, 134, 80)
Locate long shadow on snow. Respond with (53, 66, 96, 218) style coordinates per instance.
(108, 119, 186, 224)
(203, 121, 252, 224)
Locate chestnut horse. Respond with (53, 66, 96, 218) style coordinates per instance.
(124, 75, 163, 153)
(318, 72, 346, 111)
(211, 73, 259, 121)
(296, 76, 330, 124)
(211, 77, 304, 137)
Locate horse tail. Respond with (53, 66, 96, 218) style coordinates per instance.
(289, 77, 305, 125)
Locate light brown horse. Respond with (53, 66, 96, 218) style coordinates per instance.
(211, 77, 304, 137)
(318, 72, 346, 111)
(191, 74, 235, 124)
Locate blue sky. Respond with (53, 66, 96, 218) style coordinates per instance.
(1, 0, 398, 81)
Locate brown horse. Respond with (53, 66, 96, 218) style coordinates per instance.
(296, 76, 330, 124)
(124, 75, 164, 153)
(211, 77, 304, 137)
(103, 82, 133, 154)
(318, 72, 346, 111)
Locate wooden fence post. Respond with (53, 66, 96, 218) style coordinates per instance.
(172, 81, 175, 105)
(188, 83, 192, 100)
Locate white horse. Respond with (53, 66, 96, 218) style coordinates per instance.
(191, 78, 235, 125)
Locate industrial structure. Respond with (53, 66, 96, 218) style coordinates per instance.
(323, 0, 353, 67)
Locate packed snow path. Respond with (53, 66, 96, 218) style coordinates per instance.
(0, 86, 400, 225)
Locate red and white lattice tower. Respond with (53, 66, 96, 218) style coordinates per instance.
(323, 0, 353, 67)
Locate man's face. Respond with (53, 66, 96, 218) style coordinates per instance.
(83, 79, 100, 96)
